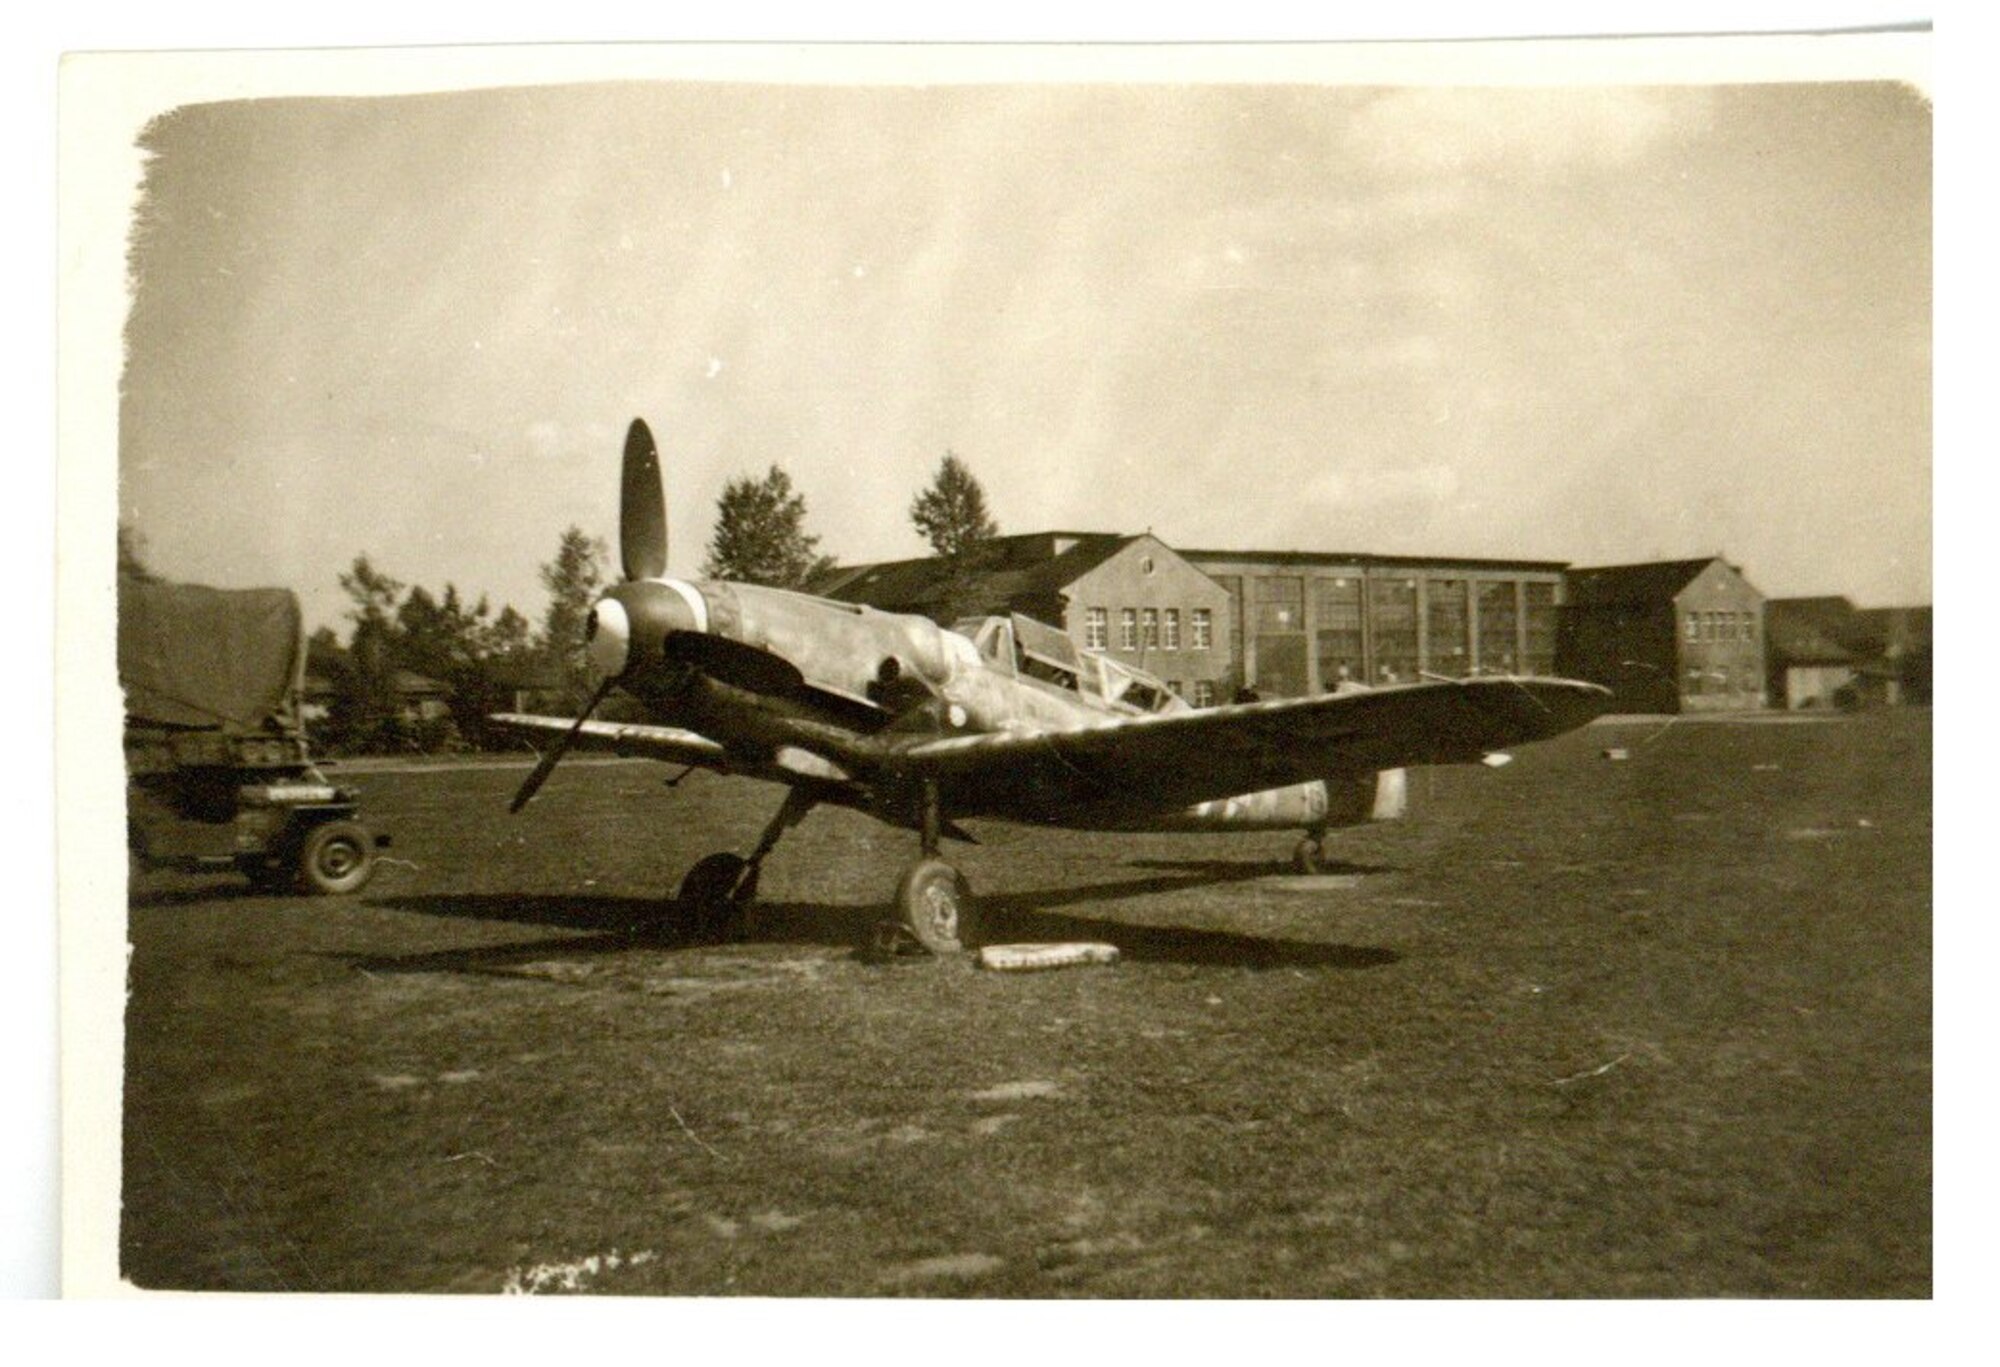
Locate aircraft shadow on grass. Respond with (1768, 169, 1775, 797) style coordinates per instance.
(349, 861, 1400, 975)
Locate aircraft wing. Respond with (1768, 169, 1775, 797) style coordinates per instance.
(895, 677, 1610, 817)
(488, 714, 730, 769)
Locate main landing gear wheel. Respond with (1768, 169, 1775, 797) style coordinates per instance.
(1292, 835, 1329, 876)
(677, 852, 754, 942)
(895, 858, 981, 955)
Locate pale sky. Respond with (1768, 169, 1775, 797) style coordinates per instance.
(114, 72, 1930, 633)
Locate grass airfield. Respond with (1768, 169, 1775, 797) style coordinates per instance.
(118, 710, 1931, 1296)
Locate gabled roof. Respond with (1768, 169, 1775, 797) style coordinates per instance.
(1765, 597, 1860, 664)
(391, 669, 450, 698)
(1852, 605, 1932, 654)
(1767, 598, 1932, 664)
(1563, 558, 1732, 607)
(1181, 548, 1568, 573)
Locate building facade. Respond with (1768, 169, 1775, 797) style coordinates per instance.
(1765, 597, 1932, 709)
(813, 532, 1234, 705)
(1056, 537, 1233, 705)
(1557, 557, 1766, 712)
(1179, 551, 1568, 698)
(820, 536, 1580, 705)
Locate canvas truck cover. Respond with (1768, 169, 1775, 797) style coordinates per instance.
(118, 579, 306, 733)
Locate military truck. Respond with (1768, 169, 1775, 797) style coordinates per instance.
(121, 578, 388, 893)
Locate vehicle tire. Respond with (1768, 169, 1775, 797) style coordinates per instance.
(678, 853, 750, 942)
(1293, 836, 1327, 875)
(895, 858, 980, 955)
(298, 821, 376, 895)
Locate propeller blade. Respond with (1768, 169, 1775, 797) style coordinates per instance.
(508, 676, 618, 813)
(620, 418, 668, 582)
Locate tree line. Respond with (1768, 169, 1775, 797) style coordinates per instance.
(121, 453, 1001, 756)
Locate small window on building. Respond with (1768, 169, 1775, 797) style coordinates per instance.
(1163, 609, 1181, 650)
(1191, 608, 1213, 650)
(1685, 614, 1699, 643)
(1167, 680, 1183, 697)
(1192, 679, 1216, 707)
(1119, 608, 1138, 652)
(1141, 608, 1159, 649)
(1084, 607, 1108, 650)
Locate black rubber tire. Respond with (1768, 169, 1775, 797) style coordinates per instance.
(298, 821, 376, 895)
(894, 859, 980, 955)
(678, 853, 751, 942)
(1292, 836, 1327, 876)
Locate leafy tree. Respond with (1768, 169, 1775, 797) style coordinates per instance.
(910, 452, 1001, 623)
(325, 555, 406, 751)
(910, 452, 998, 559)
(339, 554, 405, 632)
(538, 526, 610, 708)
(322, 559, 539, 754)
(702, 464, 836, 588)
(476, 602, 534, 660)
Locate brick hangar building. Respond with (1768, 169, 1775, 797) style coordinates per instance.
(818, 533, 1575, 707)
(815, 536, 1864, 712)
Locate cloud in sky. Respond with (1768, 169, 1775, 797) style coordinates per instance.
(1339, 86, 1712, 178)
(113, 76, 1928, 631)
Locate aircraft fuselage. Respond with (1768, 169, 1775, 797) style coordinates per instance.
(594, 576, 1403, 834)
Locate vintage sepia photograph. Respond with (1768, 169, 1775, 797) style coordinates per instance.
(59, 31, 1933, 1305)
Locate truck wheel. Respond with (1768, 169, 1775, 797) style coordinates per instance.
(298, 821, 376, 895)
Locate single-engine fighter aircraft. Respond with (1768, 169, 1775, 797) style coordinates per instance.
(494, 420, 1610, 954)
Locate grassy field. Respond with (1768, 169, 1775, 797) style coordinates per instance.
(119, 710, 1931, 1297)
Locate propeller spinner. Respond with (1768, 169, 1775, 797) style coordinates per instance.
(509, 417, 673, 812)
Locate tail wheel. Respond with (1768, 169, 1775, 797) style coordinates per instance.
(299, 820, 377, 895)
(895, 858, 980, 955)
(1293, 836, 1328, 875)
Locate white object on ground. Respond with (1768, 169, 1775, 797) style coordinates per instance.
(976, 942, 1120, 972)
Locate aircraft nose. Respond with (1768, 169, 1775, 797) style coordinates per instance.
(586, 580, 705, 679)
(584, 596, 633, 677)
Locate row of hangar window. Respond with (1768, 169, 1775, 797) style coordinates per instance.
(1686, 610, 1759, 644)
(1081, 606, 1214, 654)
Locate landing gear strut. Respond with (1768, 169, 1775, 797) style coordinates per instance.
(1293, 827, 1330, 875)
(674, 787, 816, 942)
(885, 779, 981, 955)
